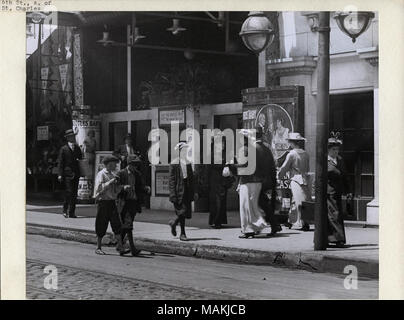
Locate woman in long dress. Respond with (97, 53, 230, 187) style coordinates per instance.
(327, 135, 352, 247)
(278, 133, 311, 231)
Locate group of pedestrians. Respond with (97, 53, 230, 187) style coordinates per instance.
(57, 125, 351, 254)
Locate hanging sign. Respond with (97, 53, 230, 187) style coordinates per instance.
(59, 64, 68, 91)
(37, 126, 49, 141)
(41, 67, 49, 92)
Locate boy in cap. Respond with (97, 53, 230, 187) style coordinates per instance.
(94, 155, 124, 255)
(116, 154, 151, 256)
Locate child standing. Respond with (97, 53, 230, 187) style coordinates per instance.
(94, 155, 124, 255)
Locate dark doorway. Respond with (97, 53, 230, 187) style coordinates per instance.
(131, 120, 152, 208)
(330, 91, 374, 220)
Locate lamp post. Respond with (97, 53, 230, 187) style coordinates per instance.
(240, 10, 375, 250)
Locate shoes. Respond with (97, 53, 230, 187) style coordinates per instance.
(169, 220, 177, 237)
(268, 225, 282, 236)
(95, 248, 106, 255)
(63, 212, 69, 218)
(69, 215, 77, 218)
(211, 225, 222, 229)
(300, 225, 310, 231)
(239, 233, 255, 239)
(131, 248, 141, 256)
(284, 222, 292, 229)
(180, 234, 188, 241)
(335, 241, 345, 248)
(119, 249, 131, 256)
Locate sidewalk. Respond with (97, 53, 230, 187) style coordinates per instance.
(26, 208, 379, 279)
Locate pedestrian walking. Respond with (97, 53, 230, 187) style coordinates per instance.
(230, 130, 268, 238)
(116, 154, 151, 256)
(93, 155, 124, 255)
(327, 132, 352, 248)
(114, 133, 141, 168)
(57, 129, 83, 218)
(255, 127, 282, 235)
(168, 141, 199, 241)
(207, 138, 234, 229)
(278, 133, 311, 231)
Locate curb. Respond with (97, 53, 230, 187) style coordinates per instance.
(27, 224, 378, 279)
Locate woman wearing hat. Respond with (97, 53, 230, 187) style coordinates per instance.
(327, 133, 352, 247)
(278, 132, 311, 231)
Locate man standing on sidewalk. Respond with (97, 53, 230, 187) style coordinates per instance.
(57, 129, 83, 218)
(168, 141, 199, 241)
(113, 134, 141, 168)
(93, 155, 124, 255)
(116, 154, 151, 256)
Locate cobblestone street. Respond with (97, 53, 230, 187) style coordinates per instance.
(26, 234, 378, 300)
(27, 260, 236, 300)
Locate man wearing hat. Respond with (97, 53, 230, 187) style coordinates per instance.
(93, 155, 124, 255)
(57, 129, 83, 218)
(278, 132, 311, 231)
(116, 154, 151, 256)
(168, 141, 199, 241)
(113, 133, 141, 168)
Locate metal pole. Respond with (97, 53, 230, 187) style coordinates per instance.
(33, 22, 42, 148)
(314, 12, 330, 250)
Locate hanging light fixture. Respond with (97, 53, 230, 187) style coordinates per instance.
(96, 25, 116, 47)
(239, 11, 275, 54)
(27, 12, 47, 24)
(133, 27, 146, 43)
(333, 11, 375, 43)
(167, 18, 186, 35)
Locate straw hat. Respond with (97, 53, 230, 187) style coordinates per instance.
(286, 132, 306, 141)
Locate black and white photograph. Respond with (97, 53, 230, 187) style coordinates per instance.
(21, 8, 381, 301)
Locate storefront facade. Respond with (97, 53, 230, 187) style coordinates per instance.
(26, 11, 378, 223)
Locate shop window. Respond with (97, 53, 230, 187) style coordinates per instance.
(330, 92, 374, 198)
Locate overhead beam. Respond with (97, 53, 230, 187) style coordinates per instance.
(139, 12, 244, 25)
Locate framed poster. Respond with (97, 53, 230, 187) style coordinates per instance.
(155, 166, 170, 197)
(255, 103, 294, 161)
(93, 151, 121, 197)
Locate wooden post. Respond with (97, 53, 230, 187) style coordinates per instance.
(314, 12, 330, 250)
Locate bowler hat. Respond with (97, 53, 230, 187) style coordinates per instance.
(64, 129, 77, 137)
(127, 154, 142, 164)
(286, 132, 306, 141)
(102, 155, 119, 165)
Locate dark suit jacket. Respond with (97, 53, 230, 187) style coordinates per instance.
(57, 144, 83, 179)
(169, 163, 196, 205)
(116, 167, 148, 212)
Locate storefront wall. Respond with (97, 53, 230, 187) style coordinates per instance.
(268, 12, 379, 222)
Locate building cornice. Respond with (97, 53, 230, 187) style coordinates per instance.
(357, 47, 379, 67)
(266, 56, 317, 76)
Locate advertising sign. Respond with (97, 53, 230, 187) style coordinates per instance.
(159, 109, 185, 125)
(37, 126, 49, 141)
(59, 64, 69, 92)
(155, 167, 170, 196)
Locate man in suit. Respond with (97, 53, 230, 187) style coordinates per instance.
(168, 141, 198, 241)
(57, 129, 83, 218)
(255, 127, 282, 235)
(116, 154, 151, 256)
(113, 134, 141, 168)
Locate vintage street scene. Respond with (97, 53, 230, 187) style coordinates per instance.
(26, 11, 379, 300)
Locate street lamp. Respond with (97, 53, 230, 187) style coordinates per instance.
(239, 11, 275, 54)
(333, 11, 375, 43)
